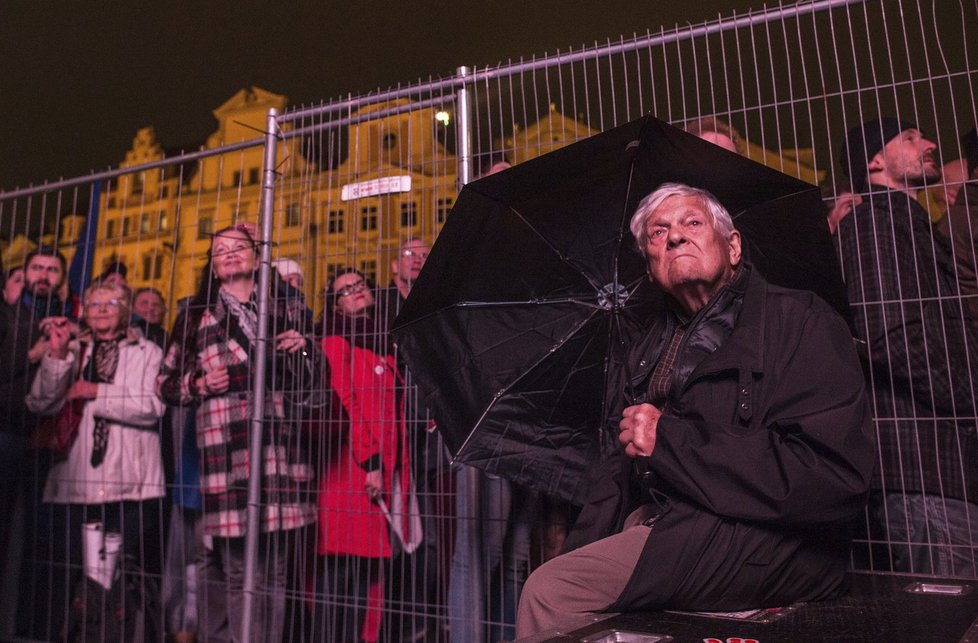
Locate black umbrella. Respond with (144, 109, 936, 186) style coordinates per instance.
(391, 115, 846, 504)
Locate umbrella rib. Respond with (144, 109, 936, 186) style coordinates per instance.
(455, 297, 605, 310)
(729, 188, 815, 217)
(507, 205, 606, 292)
(454, 305, 604, 458)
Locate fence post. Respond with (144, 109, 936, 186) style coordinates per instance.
(452, 65, 486, 643)
(241, 106, 280, 642)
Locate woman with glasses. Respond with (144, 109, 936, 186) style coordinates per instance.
(314, 268, 415, 643)
(26, 279, 166, 639)
(158, 224, 318, 643)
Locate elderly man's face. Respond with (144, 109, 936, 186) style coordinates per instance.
(875, 128, 940, 188)
(392, 240, 430, 285)
(133, 290, 166, 324)
(643, 195, 741, 306)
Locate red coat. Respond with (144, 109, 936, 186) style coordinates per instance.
(318, 335, 411, 558)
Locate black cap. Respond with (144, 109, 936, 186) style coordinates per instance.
(99, 260, 128, 279)
(840, 117, 916, 191)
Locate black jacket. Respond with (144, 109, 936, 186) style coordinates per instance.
(0, 295, 67, 437)
(838, 187, 978, 502)
(565, 266, 874, 612)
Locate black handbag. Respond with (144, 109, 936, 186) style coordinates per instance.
(280, 341, 332, 422)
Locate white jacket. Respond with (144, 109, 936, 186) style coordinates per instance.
(27, 334, 166, 504)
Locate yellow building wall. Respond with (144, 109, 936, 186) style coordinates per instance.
(85, 90, 823, 329)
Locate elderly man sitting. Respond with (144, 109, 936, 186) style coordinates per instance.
(515, 182, 875, 638)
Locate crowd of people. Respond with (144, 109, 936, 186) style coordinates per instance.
(0, 114, 975, 642)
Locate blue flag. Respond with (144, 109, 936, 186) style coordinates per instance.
(67, 181, 101, 297)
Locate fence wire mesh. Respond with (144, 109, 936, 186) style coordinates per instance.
(0, 0, 976, 640)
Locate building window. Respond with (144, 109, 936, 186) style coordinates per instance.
(361, 259, 378, 283)
(360, 206, 378, 231)
(326, 263, 343, 282)
(107, 197, 117, 209)
(143, 254, 164, 280)
(285, 203, 302, 227)
(105, 219, 117, 238)
(198, 210, 215, 239)
(232, 170, 242, 187)
(400, 201, 418, 228)
(122, 216, 131, 237)
(233, 204, 248, 220)
(159, 210, 169, 231)
(437, 198, 453, 224)
(158, 185, 169, 199)
(131, 173, 144, 195)
(139, 212, 151, 234)
(248, 168, 260, 185)
(327, 208, 345, 234)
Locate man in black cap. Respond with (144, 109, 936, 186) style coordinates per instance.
(97, 260, 128, 288)
(838, 117, 978, 577)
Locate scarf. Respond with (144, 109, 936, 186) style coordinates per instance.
(219, 287, 259, 345)
(85, 334, 123, 468)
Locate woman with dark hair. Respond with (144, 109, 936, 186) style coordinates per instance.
(158, 223, 318, 643)
(314, 268, 416, 643)
(26, 279, 165, 639)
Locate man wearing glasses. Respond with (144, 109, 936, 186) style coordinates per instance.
(377, 239, 447, 641)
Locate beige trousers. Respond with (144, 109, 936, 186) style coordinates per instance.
(514, 521, 652, 639)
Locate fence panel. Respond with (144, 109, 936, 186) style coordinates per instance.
(0, 1, 976, 640)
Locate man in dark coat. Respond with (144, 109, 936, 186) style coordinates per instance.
(0, 246, 71, 637)
(838, 118, 978, 577)
(515, 183, 875, 638)
(377, 238, 449, 640)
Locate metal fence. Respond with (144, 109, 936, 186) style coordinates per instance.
(0, 0, 976, 640)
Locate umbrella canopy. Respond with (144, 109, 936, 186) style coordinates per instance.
(391, 115, 846, 504)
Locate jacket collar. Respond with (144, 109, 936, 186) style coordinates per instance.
(625, 264, 768, 391)
(693, 266, 766, 376)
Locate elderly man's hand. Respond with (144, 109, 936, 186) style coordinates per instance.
(619, 403, 662, 458)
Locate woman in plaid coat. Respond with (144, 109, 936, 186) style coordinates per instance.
(159, 224, 318, 643)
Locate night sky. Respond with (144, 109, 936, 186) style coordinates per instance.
(0, 2, 763, 192)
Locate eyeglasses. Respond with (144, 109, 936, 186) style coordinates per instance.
(400, 249, 429, 260)
(336, 280, 368, 297)
(86, 299, 121, 310)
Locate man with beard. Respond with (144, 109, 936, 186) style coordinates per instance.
(0, 246, 70, 636)
(838, 118, 978, 576)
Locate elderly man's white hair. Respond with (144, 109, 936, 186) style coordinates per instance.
(629, 182, 736, 258)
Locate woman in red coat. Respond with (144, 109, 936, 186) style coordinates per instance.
(314, 268, 414, 643)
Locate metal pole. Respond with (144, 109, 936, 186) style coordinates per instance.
(456, 65, 474, 188)
(241, 106, 279, 643)
(453, 64, 484, 643)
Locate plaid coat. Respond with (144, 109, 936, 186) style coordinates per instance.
(837, 187, 978, 503)
(158, 290, 316, 538)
